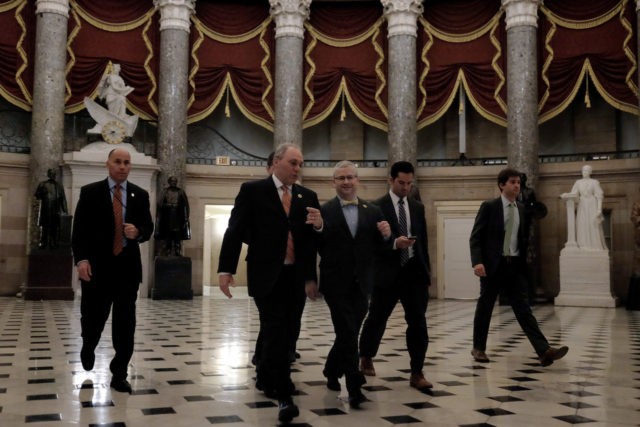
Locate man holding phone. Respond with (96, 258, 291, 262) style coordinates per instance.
(359, 161, 433, 390)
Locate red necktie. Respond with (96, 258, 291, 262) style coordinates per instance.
(113, 184, 124, 255)
(281, 185, 295, 264)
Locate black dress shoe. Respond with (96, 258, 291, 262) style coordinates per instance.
(278, 400, 299, 423)
(326, 376, 341, 391)
(110, 378, 132, 393)
(80, 347, 95, 371)
(539, 345, 569, 367)
(348, 391, 367, 409)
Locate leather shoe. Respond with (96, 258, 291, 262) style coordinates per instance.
(359, 356, 376, 376)
(326, 376, 341, 391)
(348, 391, 367, 409)
(539, 345, 569, 367)
(409, 372, 433, 390)
(278, 400, 299, 423)
(471, 348, 490, 363)
(110, 378, 132, 393)
(80, 346, 95, 371)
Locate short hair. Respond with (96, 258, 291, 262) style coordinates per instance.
(389, 161, 414, 179)
(497, 168, 521, 187)
(333, 160, 357, 177)
(273, 143, 300, 160)
(266, 151, 275, 168)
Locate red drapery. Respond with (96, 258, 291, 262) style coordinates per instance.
(0, 0, 637, 131)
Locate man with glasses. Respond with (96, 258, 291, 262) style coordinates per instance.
(308, 160, 391, 408)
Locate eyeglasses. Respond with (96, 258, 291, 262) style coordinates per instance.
(333, 175, 357, 182)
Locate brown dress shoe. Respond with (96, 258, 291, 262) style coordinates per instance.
(409, 372, 433, 390)
(359, 356, 376, 376)
(539, 345, 569, 367)
(471, 348, 490, 363)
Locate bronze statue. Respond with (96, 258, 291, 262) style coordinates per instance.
(155, 176, 191, 256)
(34, 168, 68, 249)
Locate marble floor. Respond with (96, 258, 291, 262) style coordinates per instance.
(0, 295, 638, 426)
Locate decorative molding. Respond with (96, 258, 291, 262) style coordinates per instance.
(381, 0, 423, 38)
(154, 0, 195, 33)
(269, 0, 311, 39)
(502, 0, 541, 30)
(35, 0, 69, 18)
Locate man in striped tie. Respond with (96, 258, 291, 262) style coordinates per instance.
(470, 168, 568, 367)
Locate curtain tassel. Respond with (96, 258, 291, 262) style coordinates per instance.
(224, 85, 231, 118)
(584, 74, 591, 109)
(340, 91, 346, 121)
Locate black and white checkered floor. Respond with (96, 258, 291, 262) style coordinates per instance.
(0, 295, 639, 426)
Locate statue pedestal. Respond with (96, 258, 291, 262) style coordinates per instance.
(556, 248, 618, 307)
(25, 248, 74, 300)
(152, 256, 193, 300)
(627, 275, 640, 310)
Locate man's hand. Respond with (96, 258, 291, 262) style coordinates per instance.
(473, 263, 486, 277)
(306, 207, 323, 229)
(77, 260, 92, 282)
(377, 221, 391, 238)
(219, 274, 235, 298)
(395, 236, 415, 249)
(305, 280, 320, 300)
(123, 223, 139, 240)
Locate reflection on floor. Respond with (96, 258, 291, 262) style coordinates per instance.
(0, 296, 638, 426)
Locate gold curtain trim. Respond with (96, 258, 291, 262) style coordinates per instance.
(417, 24, 433, 119)
(70, 0, 154, 32)
(372, 22, 387, 119)
(538, 17, 556, 113)
(305, 17, 384, 47)
(0, 86, 30, 110)
(187, 73, 229, 124)
(192, 15, 269, 43)
(14, 0, 31, 106)
(64, 10, 81, 107)
(187, 25, 205, 112)
(0, 0, 22, 14)
(303, 27, 318, 121)
(141, 16, 157, 119)
(619, 1, 638, 100)
(489, 17, 506, 115)
(418, 13, 501, 43)
(540, 2, 622, 29)
(259, 19, 274, 121)
(586, 60, 639, 116)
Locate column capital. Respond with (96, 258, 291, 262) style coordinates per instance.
(35, 0, 69, 18)
(269, 0, 311, 39)
(501, 0, 541, 30)
(154, 0, 195, 32)
(381, 0, 423, 38)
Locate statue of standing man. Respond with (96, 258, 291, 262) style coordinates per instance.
(155, 176, 191, 256)
(34, 168, 68, 249)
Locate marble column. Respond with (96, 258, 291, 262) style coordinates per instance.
(382, 0, 423, 168)
(154, 0, 195, 189)
(502, 0, 541, 187)
(636, 1, 640, 137)
(269, 0, 310, 150)
(28, 0, 70, 251)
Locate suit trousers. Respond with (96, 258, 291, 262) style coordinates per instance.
(473, 257, 549, 356)
(80, 249, 140, 380)
(323, 279, 368, 395)
(359, 257, 429, 374)
(253, 266, 298, 400)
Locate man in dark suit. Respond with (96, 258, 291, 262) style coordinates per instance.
(359, 161, 433, 390)
(218, 143, 320, 424)
(470, 168, 568, 366)
(311, 160, 391, 408)
(72, 148, 153, 393)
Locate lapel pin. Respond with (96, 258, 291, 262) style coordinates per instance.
(297, 194, 302, 199)
(363, 204, 367, 208)
(130, 193, 135, 198)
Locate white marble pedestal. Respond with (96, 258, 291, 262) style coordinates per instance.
(556, 248, 618, 307)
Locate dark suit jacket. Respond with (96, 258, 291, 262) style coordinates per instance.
(373, 193, 431, 287)
(217, 176, 320, 298)
(71, 178, 154, 284)
(469, 196, 528, 277)
(318, 197, 389, 296)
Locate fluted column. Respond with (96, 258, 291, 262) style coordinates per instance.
(154, 0, 195, 189)
(382, 0, 423, 167)
(28, 0, 70, 251)
(502, 0, 541, 187)
(269, 0, 310, 149)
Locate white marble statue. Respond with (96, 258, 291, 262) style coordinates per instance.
(85, 63, 138, 141)
(568, 165, 607, 251)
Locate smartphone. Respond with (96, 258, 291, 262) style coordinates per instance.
(407, 235, 417, 240)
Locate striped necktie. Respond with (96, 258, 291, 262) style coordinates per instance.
(281, 185, 295, 263)
(398, 198, 409, 266)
